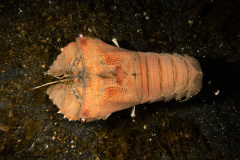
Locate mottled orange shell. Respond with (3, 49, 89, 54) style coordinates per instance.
(46, 36, 203, 122)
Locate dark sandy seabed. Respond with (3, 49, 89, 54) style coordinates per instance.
(0, 0, 239, 159)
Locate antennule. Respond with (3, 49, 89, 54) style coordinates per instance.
(31, 79, 69, 90)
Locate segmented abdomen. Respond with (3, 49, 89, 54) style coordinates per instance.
(136, 52, 203, 103)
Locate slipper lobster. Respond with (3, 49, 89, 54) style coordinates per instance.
(34, 35, 203, 122)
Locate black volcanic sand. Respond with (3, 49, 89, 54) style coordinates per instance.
(0, 0, 239, 159)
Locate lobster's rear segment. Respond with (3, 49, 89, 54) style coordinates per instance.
(137, 52, 203, 103)
(45, 36, 203, 122)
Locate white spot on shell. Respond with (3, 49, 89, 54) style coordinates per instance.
(81, 118, 85, 123)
